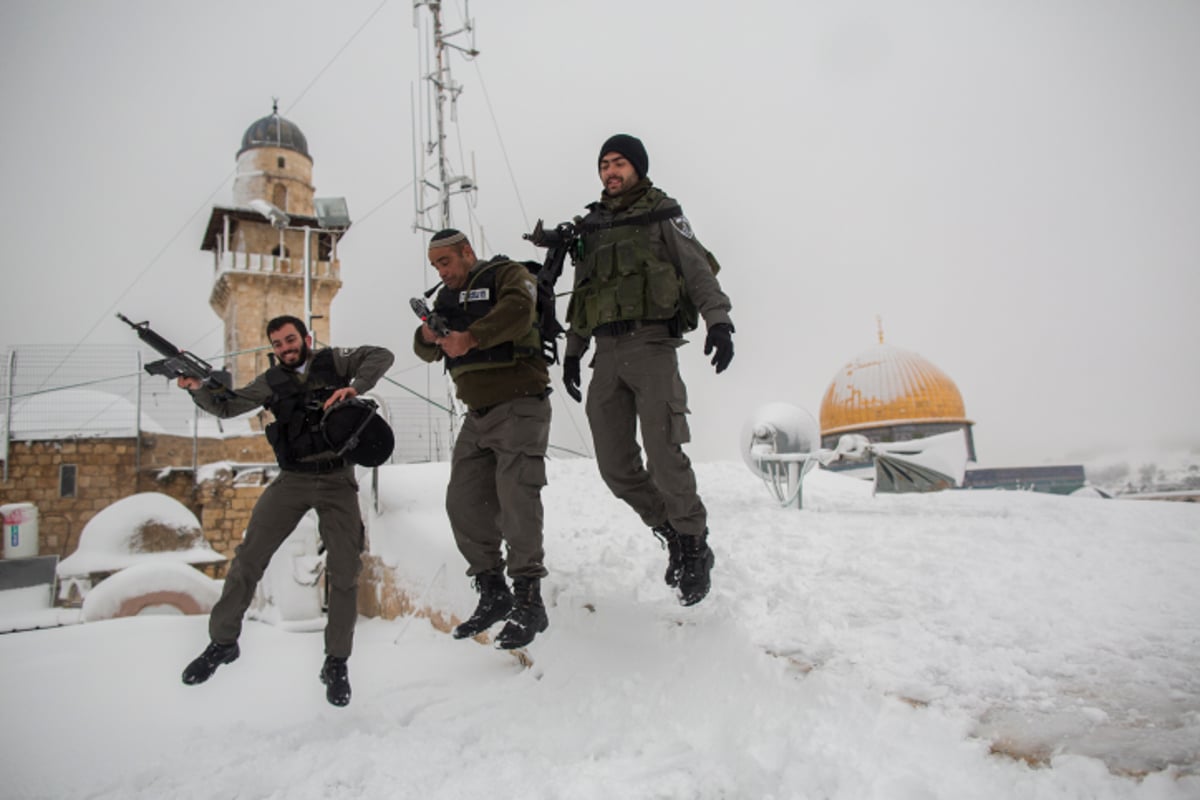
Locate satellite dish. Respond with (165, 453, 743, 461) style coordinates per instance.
(741, 402, 820, 476)
(741, 403, 822, 507)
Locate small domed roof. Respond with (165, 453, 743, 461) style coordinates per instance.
(820, 342, 970, 435)
(238, 101, 309, 158)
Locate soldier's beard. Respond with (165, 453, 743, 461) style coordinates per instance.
(281, 341, 309, 367)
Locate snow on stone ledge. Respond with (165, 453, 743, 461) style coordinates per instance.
(80, 562, 220, 622)
(58, 492, 225, 578)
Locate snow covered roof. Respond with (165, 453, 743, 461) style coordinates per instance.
(820, 343, 971, 435)
(4, 388, 164, 440)
(57, 492, 224, 577)
(2, 387, 260, 441)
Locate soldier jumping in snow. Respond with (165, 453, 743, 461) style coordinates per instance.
(413, 229, 553, 650)
(560, 133, 734, 607)
(178, 315, 394, 707)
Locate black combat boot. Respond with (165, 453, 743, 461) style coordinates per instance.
(495, 577, 549, 650)
(452, 569, 514, 639)
(319, 655, 351, 707)
(651, 522, 684, 587)
(181, 640, 239, 685)
(676, 529, 715, 607)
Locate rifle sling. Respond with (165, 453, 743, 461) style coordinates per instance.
(577, 204, 683, 234)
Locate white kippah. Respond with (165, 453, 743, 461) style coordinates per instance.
(429, 231, 467, 250)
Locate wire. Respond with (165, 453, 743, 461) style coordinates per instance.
(356, 179, 416, 226)
(283, 0, 392, 116)
(41, 0, 394, 392)
(35, 173, 236, 392)
(471, 60, 529, 232)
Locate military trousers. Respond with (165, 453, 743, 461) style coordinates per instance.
(209, 466, 365, 658)
(446, 394, 551, 579)
(585, 323, 708, 536)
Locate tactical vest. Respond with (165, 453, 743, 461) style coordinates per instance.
(435, 257, 542, 379)
(263, 349, 348, 466)
(567, 187, 691, 336)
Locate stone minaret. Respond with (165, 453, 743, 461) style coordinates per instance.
(200, 102, 349, 385)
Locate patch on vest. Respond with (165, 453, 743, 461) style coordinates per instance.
(671, 216, 694, 239)
(460, 287, 491, 303)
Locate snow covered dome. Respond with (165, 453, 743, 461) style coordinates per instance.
(58, 492, 224, 578)
(238, 103, 309, 159)
(819, 341, 976, 460)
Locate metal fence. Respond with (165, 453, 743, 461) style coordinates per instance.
(1, 344, 454, 466)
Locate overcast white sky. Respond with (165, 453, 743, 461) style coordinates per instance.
(1, 0, 1197, 467)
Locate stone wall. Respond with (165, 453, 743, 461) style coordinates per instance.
(209, 269, 341, 383)
(194, 465, 270, 562)
(2, 434, 414, 623)
(232, 146, 315, 214)
(0, 433, 273, 565)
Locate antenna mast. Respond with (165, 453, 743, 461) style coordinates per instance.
(412, 0, 480, 457)
(413, 0, 479, 234)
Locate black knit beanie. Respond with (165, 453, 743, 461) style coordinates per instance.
(598, 134, 649, 179)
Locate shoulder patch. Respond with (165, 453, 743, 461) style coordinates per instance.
(671, 216, 694, 239)
(339, 348, 354, 357)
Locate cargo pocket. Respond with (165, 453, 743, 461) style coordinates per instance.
(519, 455, 548, 488)
(668, 399, 691, 445)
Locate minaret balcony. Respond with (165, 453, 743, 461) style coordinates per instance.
(214, 250, 341, 281)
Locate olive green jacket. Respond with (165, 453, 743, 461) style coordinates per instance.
(413, 258, 550, 410)
(189, 345, 395, 419)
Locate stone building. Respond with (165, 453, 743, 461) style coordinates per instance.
(200, 101, 349, 384)
(1, 105, 352, 571)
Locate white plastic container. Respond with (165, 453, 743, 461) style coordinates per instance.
(1, 503, 40, 559)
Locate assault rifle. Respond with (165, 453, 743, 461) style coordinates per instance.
(409, 296, 451, 338)
(523, 219, 580, 364)
(523, 218, 579, 303)
(116, 313, 234, 397)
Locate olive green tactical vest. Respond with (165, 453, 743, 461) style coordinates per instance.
(568, 187, 687, 335)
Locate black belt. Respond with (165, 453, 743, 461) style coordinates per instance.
(283, 458, 346, 473)
(471, 388, 551, 418)
(592, 319, 667, 337)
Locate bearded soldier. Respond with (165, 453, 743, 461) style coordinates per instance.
(414, 229, 553, 650)
(178, 315, 394, 707)
(561, 134, 734, 607)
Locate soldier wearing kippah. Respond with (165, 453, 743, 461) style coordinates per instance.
(414, 229, 552, 650)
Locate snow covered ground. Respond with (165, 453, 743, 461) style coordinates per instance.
(1, 459, 1197, 799)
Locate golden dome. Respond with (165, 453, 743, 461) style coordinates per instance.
(820, 343, 971, 435)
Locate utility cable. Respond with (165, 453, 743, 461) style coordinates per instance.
(472, 60, 529, 232)
(43, 0, 393, 391)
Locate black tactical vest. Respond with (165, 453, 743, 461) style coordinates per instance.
(435, 257, 540, 378)
(263, 349, 348, 466)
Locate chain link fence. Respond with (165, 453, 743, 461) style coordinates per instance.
(1, 345, 454, 464)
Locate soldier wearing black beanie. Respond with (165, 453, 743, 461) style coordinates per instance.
(598, 133, 649, 180)
(558, 131, 735, 610)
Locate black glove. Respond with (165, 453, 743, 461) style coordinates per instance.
(562, 355, 582, 402)
(704, 323, 734, 374)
